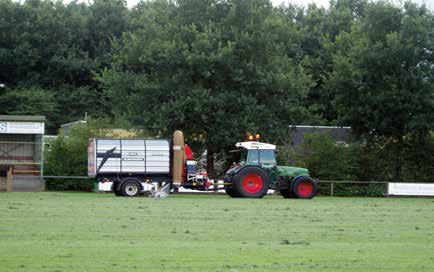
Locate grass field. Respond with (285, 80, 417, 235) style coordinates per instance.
(1, 193, 434, 271)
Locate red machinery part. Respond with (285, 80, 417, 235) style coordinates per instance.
(242, 173, 263, 194)
(295, 180, 314, 198)
(181, 144, 194, 182)
(184, 144, 194, 160)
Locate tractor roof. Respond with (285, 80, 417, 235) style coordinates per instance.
(235, 141, 276, 150)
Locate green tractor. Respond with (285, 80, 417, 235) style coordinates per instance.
(224, 141, 317, 199)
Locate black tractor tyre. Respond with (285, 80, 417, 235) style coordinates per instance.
(292, 176, 317, 199)
(232, 166, 270, 198)
(224, 185, 240, 198)
(280, 188, 296, 198)
(120, 179, 142, 197)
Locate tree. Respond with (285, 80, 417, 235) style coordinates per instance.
(0, 85, 58, 130)
(329, 1, 434, 180)
(99, 0, 313, 177)
(0, 0, 130, 132)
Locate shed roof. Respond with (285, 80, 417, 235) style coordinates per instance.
(0, 115, 45, 122)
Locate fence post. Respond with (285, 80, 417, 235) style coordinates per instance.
(385, 182, 389, 197)
(330, 182, 334, 197)
(6, 166, 13, 192)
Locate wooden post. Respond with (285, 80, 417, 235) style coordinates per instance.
(330, 182, 334, 197)
(6, 166, 13, 192)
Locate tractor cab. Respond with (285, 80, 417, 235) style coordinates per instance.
(233, 141, 277, 168)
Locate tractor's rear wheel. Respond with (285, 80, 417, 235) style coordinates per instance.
(292, 176, 317, 199)
(224, 174, 240, 197)
(224, 186, 240, 197)
(232, 166, 269, 198)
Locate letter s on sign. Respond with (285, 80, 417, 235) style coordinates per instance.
(0, 122, 7, 133)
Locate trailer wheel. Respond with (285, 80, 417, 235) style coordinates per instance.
(121, 179, 141, 197)
(292, 176, 317, 199)
(111, 182, 122, 196)
(232, 166, 269, 198)
(114, 188, 123, 196)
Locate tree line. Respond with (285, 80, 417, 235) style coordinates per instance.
(1, 0, 433, 181)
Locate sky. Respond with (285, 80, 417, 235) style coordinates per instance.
(120, 0, 434, 10)
(13, 0, 434, 11)
(279, 0, 434, 10)
(276, 0, 433, 9)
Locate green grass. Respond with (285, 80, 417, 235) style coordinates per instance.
(1, 193, 434, 271)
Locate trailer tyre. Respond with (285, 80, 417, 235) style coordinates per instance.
(121, 179, 141, 197)
(232, 166, 269, 198)
(113, 188, 123, 196)
(292, 176, 317, 199)
(111, 182, 123, 196)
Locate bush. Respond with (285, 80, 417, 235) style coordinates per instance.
(44, 123, 97, 191)
(44, 119, 143, 191)
(316, 183, 386, 197)
(278, 132, 434, 197)
(300, 133, 358, 181)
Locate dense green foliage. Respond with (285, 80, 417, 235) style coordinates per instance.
(44, 119, 144, 190)
(281, 133, 434, 195)
(1, 0, 433, 179)
(44, 123, 96, 190)
(300, 133, 434, 182)
(2, 192, 434, 271)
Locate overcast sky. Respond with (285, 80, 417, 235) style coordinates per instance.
(119, 0, 434, 10)
(13, 0, 431, 11)
(277, 0, 434, 10)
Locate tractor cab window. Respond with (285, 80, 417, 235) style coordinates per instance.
(247, 150, 259, 163)
(259, 149, 276, 165)
(237, 149, 276, 166)
(239, 149, 248, 164)
(245, 149, 276, 165)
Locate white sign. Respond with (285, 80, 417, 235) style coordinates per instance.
(0, 121, 44, 134)
(388, 183, 434, 196)
(98, 182, 154, 192)
(122, 151, 145, 161)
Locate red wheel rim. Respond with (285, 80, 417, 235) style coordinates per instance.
(242, 173, 263, 194)
(297, 180, 313, 197)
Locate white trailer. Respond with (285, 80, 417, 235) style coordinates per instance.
(88, 131, 209, 196)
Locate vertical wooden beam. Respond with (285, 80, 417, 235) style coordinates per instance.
(330, 182, 334, 197)
(6, 166, 13, 192)
(40, 136, 45, 191)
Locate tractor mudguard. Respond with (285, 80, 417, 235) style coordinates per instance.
(278, 175, 314, 191)
(225, 165, 268, 183)
(293, 175, 316, 184)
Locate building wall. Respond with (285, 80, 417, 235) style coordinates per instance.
(0, 176, 6, 191)
(0, 116, 45, 192)
(0, 134, 37, 162)
(288, 126, 351, 151)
